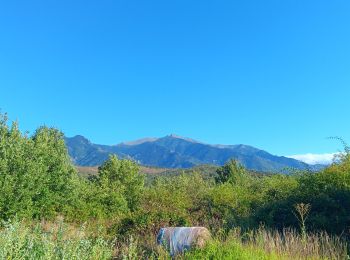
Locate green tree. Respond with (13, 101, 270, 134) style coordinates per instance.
(0, 114, 37, 219)
(98, 155, 144, 211)
(0, 112, 79, 220)
(31, 126, 78, 218)
(215, 159, 248, 184)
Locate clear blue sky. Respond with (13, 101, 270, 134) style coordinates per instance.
(0, 0, 349, 156)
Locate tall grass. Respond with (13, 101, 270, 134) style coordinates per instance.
(248, 228, 347, 259)
(0, 220, 113, 260)
(185, 228, 348, 260)
(183, 238, 277, 260)
(0, 220, 347, 259)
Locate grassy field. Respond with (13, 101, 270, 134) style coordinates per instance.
(0, 220, 347, 260)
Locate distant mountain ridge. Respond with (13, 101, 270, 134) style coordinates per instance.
(65, 134, 317, 172)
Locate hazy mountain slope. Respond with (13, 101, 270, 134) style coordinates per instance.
(65, 135, 309, 172)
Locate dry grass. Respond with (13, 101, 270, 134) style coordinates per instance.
(240, 228, 348, 260)
(76, 166, 172, 177)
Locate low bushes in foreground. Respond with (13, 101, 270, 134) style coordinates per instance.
(0, 220, 346, 260)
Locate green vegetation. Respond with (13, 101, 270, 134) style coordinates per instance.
(0, 112, 349, 259)
(185, 228, 347, 259)
(0, 220, 113, 260)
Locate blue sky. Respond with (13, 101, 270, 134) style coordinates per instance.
(0, 1, 349, 159)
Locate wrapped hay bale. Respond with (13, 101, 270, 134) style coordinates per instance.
(157, 227, 211, 256)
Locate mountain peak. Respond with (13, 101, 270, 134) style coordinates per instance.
(68, 135, 91, 144)
(65, 134, 312, 172)
(121, 137, 158, 146)
(165, 134, 201, 144)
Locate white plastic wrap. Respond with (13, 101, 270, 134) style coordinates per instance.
(157, 227, 211, 256)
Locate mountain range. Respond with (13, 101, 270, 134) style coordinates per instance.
(64, 134, 320, 172)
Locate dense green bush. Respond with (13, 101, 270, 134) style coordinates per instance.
(251, 154, 350, 235)
(115, 172, 209, 240)
(0, 113, 145, 222)
(0, 114, 77, 220)
(98, 155, 144, 212)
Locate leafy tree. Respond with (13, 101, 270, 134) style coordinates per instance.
(0, 113, 78, 220)
(98, 155, 144, 211)
(215, 159, 248, 184)
(31, 126, 78, 218)
(0, 114, 37, 219)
